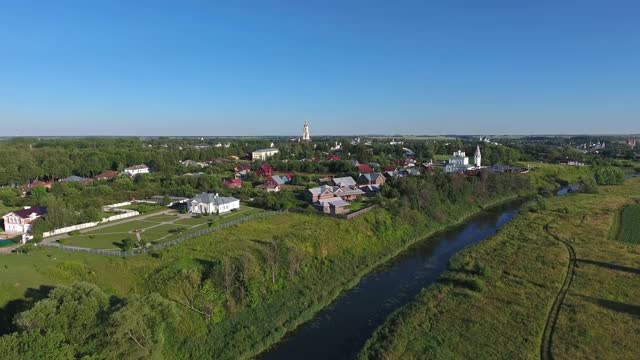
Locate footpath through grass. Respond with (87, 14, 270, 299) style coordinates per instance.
(359, 178, 640, 359)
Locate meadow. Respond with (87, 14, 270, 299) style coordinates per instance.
(617, 204, 640, 244)
(359, 178, 640, 359)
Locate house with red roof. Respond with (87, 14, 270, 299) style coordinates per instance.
(94, 171, 120, 181)
(357, 164, 373, 173)
(326, 155, 341, 161)
(257, 165, 273, 177)
(223, 179, 243, 188)
(2, 206, 47, 236)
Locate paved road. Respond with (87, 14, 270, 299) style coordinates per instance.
(42, 209, 179, 243)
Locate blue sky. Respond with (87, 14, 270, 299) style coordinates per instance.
(1, 0, 639, 136)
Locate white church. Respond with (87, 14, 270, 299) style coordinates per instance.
(445, 145, 482, 173)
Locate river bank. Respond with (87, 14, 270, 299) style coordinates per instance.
(358, 178, 640, 359)
(259, 198, 526, 359)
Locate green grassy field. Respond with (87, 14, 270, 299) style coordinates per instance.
(359, 178, 640, 359)
(617, 204, 640, 244)
(60, 208, 265, 249)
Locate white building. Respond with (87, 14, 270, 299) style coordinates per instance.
(302, 120, 311, 142)
(187, 193, 240, 215)
(2, 207, 47, 239)
(445, 146, 482, 173)
(252, 148, 279, 161)
(123, 164, 150, 176)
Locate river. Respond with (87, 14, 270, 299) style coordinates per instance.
(259, 200, 526, 360)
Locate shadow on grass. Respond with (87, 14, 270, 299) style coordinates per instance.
(577, 259, 640, 275)
(0, 285, 54, 335)
(578, 295, 640, 318)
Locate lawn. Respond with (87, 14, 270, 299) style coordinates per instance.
(359, 178, 640, 359)
(60, 208, 265, 249)
(617, 204, 640, 244)
(143, 214, 181, 223)
(60, 233, 133, 249)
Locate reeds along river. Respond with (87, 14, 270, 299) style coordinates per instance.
(259, 199, 526, 360)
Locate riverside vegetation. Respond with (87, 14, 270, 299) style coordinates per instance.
(0, 163, 601, 359)
(358, 177, 640, 359)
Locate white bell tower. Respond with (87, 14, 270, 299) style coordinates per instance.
(474, 145, 482, 167)
(302, 120, 311, 142)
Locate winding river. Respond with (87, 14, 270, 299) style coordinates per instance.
(259, 199, 526, 360)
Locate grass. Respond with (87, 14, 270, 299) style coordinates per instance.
(60, 208, 265, 249)
(359, 178, 640, 359)
(617, 204, 640, 244)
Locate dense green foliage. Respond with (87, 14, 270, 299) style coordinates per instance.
(0, 283, 175, 360)
(593, 166, 625, 185)
(618, 204, 640, 244)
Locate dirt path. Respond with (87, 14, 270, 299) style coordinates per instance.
(540, 222, 577, 360)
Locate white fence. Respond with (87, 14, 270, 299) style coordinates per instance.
(102, 200, 157, 212)
(42, 211, 140, 238)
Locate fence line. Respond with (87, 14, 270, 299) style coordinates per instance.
(39, 211, 283, 257)
(42, 211, 140, 238)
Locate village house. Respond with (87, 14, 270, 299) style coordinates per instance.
(306, 182, 365, 203)
(93, 171, 119, 181)
(257, 183, 281, 192)
(315, 197, 350, 215)
(2, 206, 47, 237)
(252, 148, 279, 161)
(187, 193, 240, 215)
(357, 164, 373, 174)
(124, 164, 150, 176)
(358, 173, 386, 186)
(257, 165, 274, 177)
(20, 180, 53, 195)
(332, 176, 357, 187)
(223, 179, 243, 188)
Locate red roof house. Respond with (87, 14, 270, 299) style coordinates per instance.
(257, 165, 273, 177)
(326, 155, 341, 161)
(357, 164, 373, 173)
(94, 171, 120, 180)
(223, 179, 243, 188)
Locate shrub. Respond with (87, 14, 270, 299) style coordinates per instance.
(594, 167, 624, 186)
(68, 230, 81, 236)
